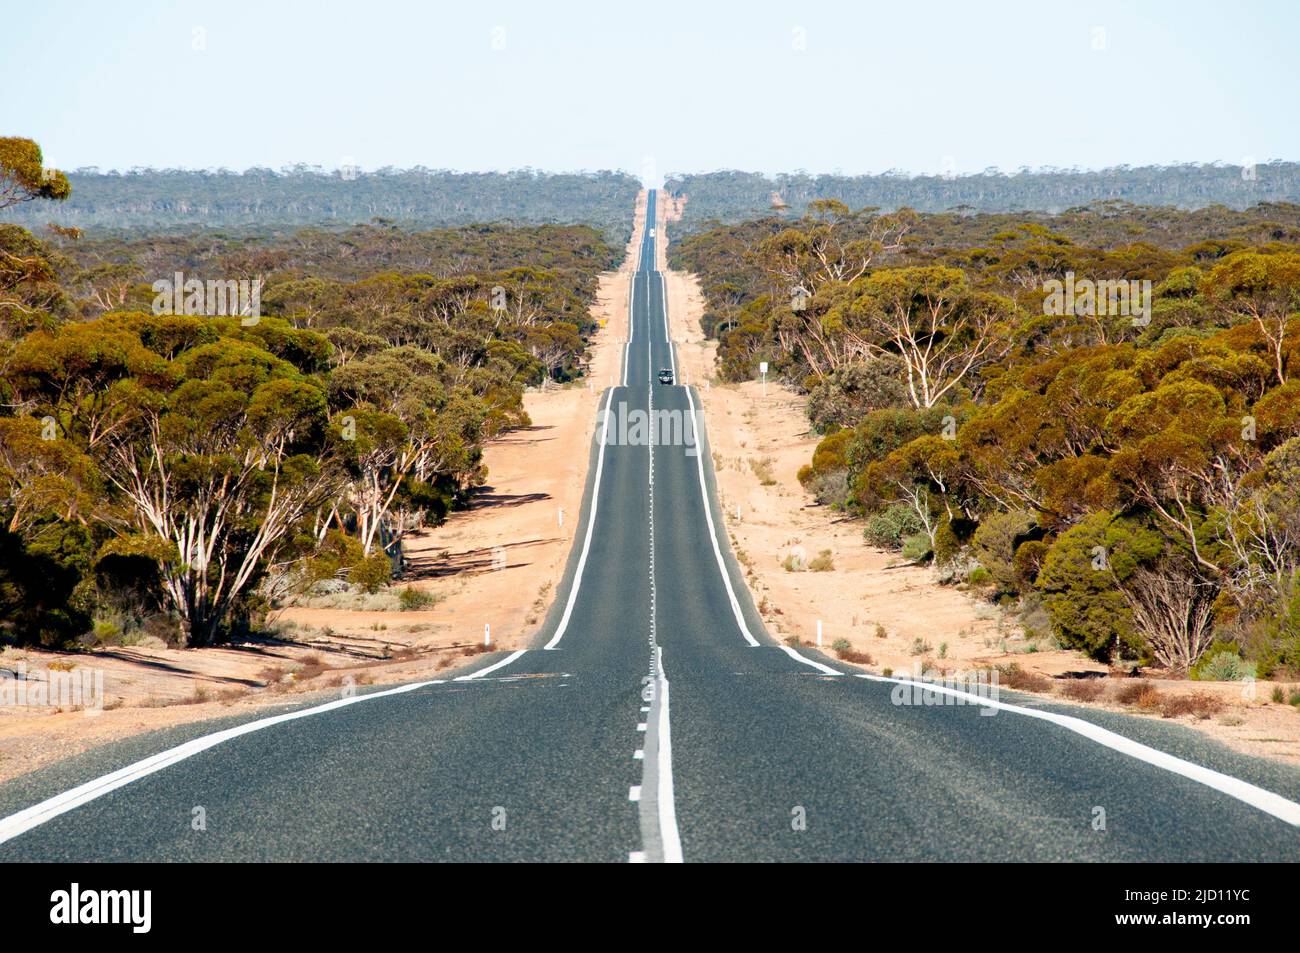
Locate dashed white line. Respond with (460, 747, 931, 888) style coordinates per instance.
(652, 645, 683, 863)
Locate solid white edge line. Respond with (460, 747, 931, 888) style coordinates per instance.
(683, 385, 760, 647)
(453, 649, 527, 681)
(656, 645, 684, 862)
(779, 645, 841, 676)
(0, 678, 443, 846)
(544, 387, 616, 650)
(855, 672, 1300, 827)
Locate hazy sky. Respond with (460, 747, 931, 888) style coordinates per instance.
(8, 0, 1298, 183)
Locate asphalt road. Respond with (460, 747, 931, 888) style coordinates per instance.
(3, 190, 1300, 862)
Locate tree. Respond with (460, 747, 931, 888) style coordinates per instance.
(1202, 251, 1300, 387)
(851, 267, 1013, 408)
(0, 137, 70, 210)
(1036, 511, 1162, 661)
(86, 322, 341, 645)
(1114, 558, 1217, 674)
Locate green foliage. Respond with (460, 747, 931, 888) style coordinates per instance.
(901, 532, 932, 563)
(0, 137, 71, 208)
(1190, 644, 1252, 681)
(1035, 512, 1162, 660)
(0, 144, 618, 647)
(971, 510, 1037, 594)
(398, 586, 437, 611)
(350, 552, 392, 594)
(863, 503, 924, 550)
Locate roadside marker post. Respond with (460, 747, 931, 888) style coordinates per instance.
(759, 361, 768, 398)
(484, 623, 491, 647)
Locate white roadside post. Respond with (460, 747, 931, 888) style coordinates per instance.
(558, 507, 564, 528)
(484, 623, 491, 648)
(759, 361, 768, 398)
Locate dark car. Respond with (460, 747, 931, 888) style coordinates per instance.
(657, 368, 674, 384)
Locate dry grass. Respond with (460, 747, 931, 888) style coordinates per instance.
(833, 645, 873, 664)
(1159, 693, 1224, 720)
(997, 663, 1052, 693)
(1060, 679, 1106, 703)
(257, 664, 287, 687)
(1116, 680, 1162, 710)
(748, 456, 777, 486)
(294, 653, 330, 682)
(808, 549, 835, 572)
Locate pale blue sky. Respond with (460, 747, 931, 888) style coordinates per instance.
(6, 0, 1297, 183)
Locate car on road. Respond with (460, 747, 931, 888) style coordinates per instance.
(657, 368, 674, 384)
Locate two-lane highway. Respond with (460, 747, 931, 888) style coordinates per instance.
(3, 191, 1300, 862)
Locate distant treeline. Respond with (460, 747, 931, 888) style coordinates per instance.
(0, 167, 641, 244)
(666, 164, 1300, 230)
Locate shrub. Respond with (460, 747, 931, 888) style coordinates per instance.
(90, 617, 123, 645)
(1116, 681, 1161, 709)
(968, 567, 993, 587)
(997, 663, 1052, 693)
(901, 532, 932, 563)
(806, 358, 910, 431)
(1159, 693, 1223, 719)
(834, 645, 874, 664)
(1191, 646, 1253, 682)
(350, 552, 392, 594)
(749, 457, 777, 486)
(909, 637, 932, 656)
(1060, 679, 1105, 702)
(1035, 511, 1160, 661)
(864, 503, 925, 550)
(398, 586, 437, 611)
(970, 510, 1036, 594)
(808, 549, 835, 572)
(831, 638, 851, 651)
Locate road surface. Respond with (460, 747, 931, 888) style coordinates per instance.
(2, 191, 1299, 862)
